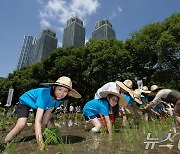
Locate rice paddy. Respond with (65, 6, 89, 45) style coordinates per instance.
(0, 112, 180, 154)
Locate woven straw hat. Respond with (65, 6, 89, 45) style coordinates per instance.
(99, 89, 128, 107)
(41, 76, 81, 98)
(140, 86, 151, 94)
(132, 89, 142, 104)
(150, 85, 163, 92)
(116, 80, 134, 97)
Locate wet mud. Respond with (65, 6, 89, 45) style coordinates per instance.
(1, 118, 180, 154)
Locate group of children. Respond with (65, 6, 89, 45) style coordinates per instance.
(4, 76, 180, 150)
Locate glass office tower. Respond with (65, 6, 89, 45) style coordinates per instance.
(17, 35, 36, 69)
(62, 17, 85, 48)
(33, 29, 58, 63)
(92, 19, 116, 40)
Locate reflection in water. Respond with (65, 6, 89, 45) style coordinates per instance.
(61, 135, 85, 144)
(51, 117, 180, 154)
(87, 134, 101, 150)
(68, 119, 73, 127)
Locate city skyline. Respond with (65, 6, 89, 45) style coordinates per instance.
(0, 0, 179, 77)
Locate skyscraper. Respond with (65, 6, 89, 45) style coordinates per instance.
(33, 28, 58, 63)
(17, 35, 36, 70)
(62, 17, 85, 48)
(92, 19, 116, 40)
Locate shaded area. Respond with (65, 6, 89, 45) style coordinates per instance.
(0, 143, 6, 152)
(19, 135, 36, 142)
(61, 135, 85, 144)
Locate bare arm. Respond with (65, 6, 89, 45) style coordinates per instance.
(144, 103, 155, 110)
(35, 108, 45, 150)
(104, 116, 112, 136)
(42, 108, 54, 129)
(150, 108, 160, 117)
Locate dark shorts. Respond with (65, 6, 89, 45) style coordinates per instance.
(83, 114, 101, 122)
(174, 100, 180, 117)
(16, 103, 31, 119)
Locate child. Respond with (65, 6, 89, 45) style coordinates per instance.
(140, 86, 151, 121)
(94, 82, 121, 123)
(116, 80, 138, 126)
(5, 76, 81, 150)
(83, 89, 127, 136)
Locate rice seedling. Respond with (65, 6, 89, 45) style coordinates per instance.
(43, 128, 62, 146)
(4, 140, 16, 154)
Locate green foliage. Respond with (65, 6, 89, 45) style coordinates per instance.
(126, 13, 180, 89)
(43, 128, 62, 145)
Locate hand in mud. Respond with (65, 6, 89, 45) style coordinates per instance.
(38, 141, 45, 151)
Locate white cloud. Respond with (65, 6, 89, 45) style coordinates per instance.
(38, 0, 100, 33)
(109, 5, 122, 20)
(40, 19, 51, 28)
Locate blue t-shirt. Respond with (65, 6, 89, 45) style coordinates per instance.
(19, 88, 62, 110)
(83, 98, 109, 116)
(140, 94, 149, 108)
(153, 104, 165, 113)
(123, 93, 135, 107)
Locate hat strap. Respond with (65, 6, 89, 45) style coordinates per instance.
(55, 82, 70, 89)
(122, 82, 131, 89)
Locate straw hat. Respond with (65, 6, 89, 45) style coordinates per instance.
(150, 85, 162, 92)
(132, 89, 142, 104)
(116, 80, 134, 96)
(140, 86, 151, 94)
(41, 76, 81, 98)
(99, 89, 128, 107)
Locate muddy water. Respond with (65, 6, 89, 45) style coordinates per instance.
(1, 117, 180, 154)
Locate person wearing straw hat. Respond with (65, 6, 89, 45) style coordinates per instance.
(143, 85, 180, 125)
(83, 89, 127, 136)
(5, 76, 81, 150)
(139, 86, 151, 121)
(116, 80, 139, 126)
(94, 82, 121, 123)
(128, 89, 143, 124)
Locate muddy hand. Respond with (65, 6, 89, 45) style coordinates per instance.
(39, 141, 45, 151)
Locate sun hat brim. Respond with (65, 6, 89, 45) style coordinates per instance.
(116, 81, 134, 97)
(99, 91, 128, 107)
(40, 83, 81, 98)
(149, 87, 163, 95)
(140, 89, 151, 94)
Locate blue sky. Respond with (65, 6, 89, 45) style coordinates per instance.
(0, 0, 179, 78)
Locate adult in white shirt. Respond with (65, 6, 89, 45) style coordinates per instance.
(144, 85, 180, 125)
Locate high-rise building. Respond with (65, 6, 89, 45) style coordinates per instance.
(33, 28, 58, 63)
(17, 35, 36, 70)
(62, 17, 85, 48)
(92, 19, 116, 40)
